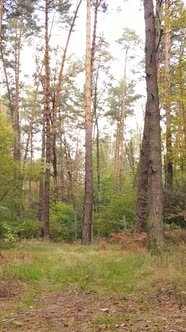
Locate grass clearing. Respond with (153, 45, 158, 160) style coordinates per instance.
(0, 241, 186, 314)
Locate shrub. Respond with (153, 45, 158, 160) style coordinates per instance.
(49, 202, 78, 242)
(94, 190, 136, 237)
(163, 181, 186, 228)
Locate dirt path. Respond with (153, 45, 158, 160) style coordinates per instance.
(0, 286, 186, 331)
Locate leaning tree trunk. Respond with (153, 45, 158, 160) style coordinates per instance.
(82, 0, 93, 244)
(144, 0, 164, 250)
(50, 0, 83, 198)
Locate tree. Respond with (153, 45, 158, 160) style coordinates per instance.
(112, 28, 142, 192)
(136, 0, 163, 234)
(0, 108, 17, 203)
(42, 0, 51, 239)
(1, 0, 39, 161)
(92, 37, 113, 212)
(136, 0, 163, 250)
(160, 0, 186, 181)
(164, 0, 173, 187)
(0, 0, 3, 38)
(50, 0, 83, 199)
(82, 0, 92, 244)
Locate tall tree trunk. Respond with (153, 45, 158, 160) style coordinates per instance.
(178, 42, 186, 177)
(135, 0, 163, 234)
(49, 0, 82, 199)
(164, 0, 173, 187)
(37, 112, 45, 237)
(82, 0, 93, 244)
(94, 70, 101, 211)
(58, 110, 65, 200)
(0, 49, 14, 121)
(113, 49, 128, 192)
(135, 104, 150, 233)
(144, 0, 163, 250)
(91, 0, 99, 81)
(23, 59, 44, 163)
(114, 122, 120, 191)
(0, 0, 3, 40)
(43, 0, 51, 239)
(119, 48, 128, 192)
(13, 28, 21, 161)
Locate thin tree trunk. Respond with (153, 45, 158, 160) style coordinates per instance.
(23, 60, 44, 163)
(94, 70, 101, 211)
(119, 48, 128, 192)
(82, 0, 93, 244)
(0, 0, 3, 41)
(13, 28, 21, 161)
(58, 109, 65, 200)
(0, 48, 14, 121)
(91, 0, 99, 82)
(178, 42, 186, 176)
(126, 140, 135, 173)
(144, 0, 163, 250)
(164, 0, 173, 187)
(43, 0, 51, 239)
(49, 0, 82, 198)
(37, 112, 45, 237)
(114, 121, 120, 191)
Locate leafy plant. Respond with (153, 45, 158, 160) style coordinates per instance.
(49, 202, 78, 241)
(94, 189, 136, 237)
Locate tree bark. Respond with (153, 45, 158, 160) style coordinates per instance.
(136, 0, 164, 235)
(178, 42, 186, 177)
(82, 0, 93, 244)
(144, 0, 164, 250)
(13, 27, 21, 161)
(43, 0, 51, 239)
(164, 0, 173, 188)
(119, 48, 128, 192)
(0, 0, 3, 40)
(135, 105, 150, 233)
(94, 70, 101, 211)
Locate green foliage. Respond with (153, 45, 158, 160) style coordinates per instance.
(17, 219, 38, 239)
(163, 181, 186, 228)
(0, 112, 24, 234)
(94, 189, 136, 237)
(23, 160, 48, 182)
(0, 113, 18, 202)
(0, 212, 38, 241)
(49, 202, 78, 241)
(1, 224, 18, 245)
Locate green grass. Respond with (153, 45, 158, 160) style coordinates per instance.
(0, 240, 186, 310)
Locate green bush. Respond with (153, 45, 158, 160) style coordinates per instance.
(17, 219, 38, 239)
(49, 202, 78, 241)
(163, 181, 186, 228)
(94, 190, 136, 237)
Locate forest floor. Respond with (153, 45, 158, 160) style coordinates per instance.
(0, 238, 186, 332)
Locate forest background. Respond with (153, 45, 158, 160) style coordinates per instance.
(0, 0, 185, 247)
